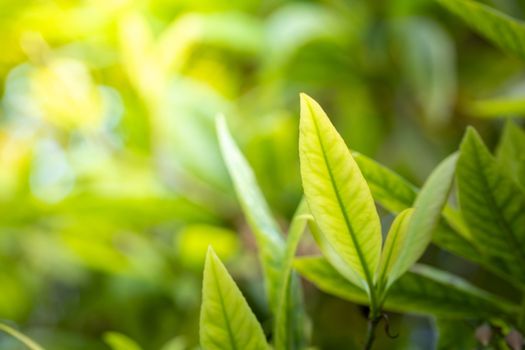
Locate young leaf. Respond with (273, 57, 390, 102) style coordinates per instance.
(104, 332, 143, 350)
(200, 247, 268, 350)
(377, 208, 414, 292)
(0, 323, 45, 350)
(354, 151, 525, 287)
(295, 257, 517, 319)
(274, 199, 308, 350)
(438, 0, 525, 60)
(379, 153, 458, 290)
(457, 128, 525, 282)
(216, 115, 285, 311)
(299, 93, 381, 292)
(496, 121, 525, 190)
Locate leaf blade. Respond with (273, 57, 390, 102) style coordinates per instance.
(299, 93, 381, 291)
(274, 199, 308, 350)
(377, 208, 414, 290)
(200, 247, 268, 350)
(384, 153, 458, 287)
(438, 0, 525, 60)
(216, 115, 285, 311)
(457, 127, 525, 282)
(295, 256, 517, 318)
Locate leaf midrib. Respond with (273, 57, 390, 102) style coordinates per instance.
(470, 141, 525, 266)
(307, 102, 375, 291)
(378, 218, 403, 288)
(212, 261, 238, 350)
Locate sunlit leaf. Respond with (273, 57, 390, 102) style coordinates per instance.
(438, 0, 525, 60)
(377, 208, 414, 291)
(299, 94, 381, 292)
(0, 323, 45, 350)
(104, 332, 143, 350)
(457, 127, 525, 285)
(216, 115, 285, 310)
(379, 153, 458, 290)
(295, 257, 517, 318)
(200, 247, 268, 350)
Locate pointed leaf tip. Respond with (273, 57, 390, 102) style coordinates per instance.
(299, 95, 382, 293)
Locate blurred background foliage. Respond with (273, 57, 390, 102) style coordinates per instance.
(0, 0, 524, 349)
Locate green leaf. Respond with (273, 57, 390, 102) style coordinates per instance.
(467, 97, 525, 118)
(274, 199, 308, 350)
(352, 152, 490, 277)
(216, 115, 285, 311)
(299, 93, 382, 292)
(377, 208, 414, 292)
(394, 18, 456, 127)
(379, 153, 458, 290)
(496, 121, 525, 190)
(295, 257, 517, 319)
(0, 323, 45, 350)
(200, 247, 268, 350)
(434, 318, 478, 350)
(352, 151, 417, 213)
(307, 216, 365, 290)
(104, 332, 143, 350)
(457, 127, 525, 285)
(438, 0, 525, 60)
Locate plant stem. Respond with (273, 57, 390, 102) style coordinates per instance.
(363, 314, 381, 350)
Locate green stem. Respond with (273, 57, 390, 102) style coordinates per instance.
(363, 314, 381, 350)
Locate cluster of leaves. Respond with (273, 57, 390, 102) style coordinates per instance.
(5, 0, 525, 348)
(200, 91, 525, 349)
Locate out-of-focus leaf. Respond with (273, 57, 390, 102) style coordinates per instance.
(274, 199, 308, 350)
(394, 18, 456, 126)
(200, 248, 268, 350)
(496, 121, 525, 190)
(379, 153, 458, 290)
(457, 128, 525, 286)
(175, 224, 240, 269)
(299, 94, 381, 293)
(438, 0, 525, 60)
(264, 4, 348, 69)
(434, 318, 478, 350)
(295, 257, 517, 318)
(216, 115, 285, 310)
(0, 323, 45, 350)
(160, 337, 187, 350)
(104, 332, 143, 350)
(468, 98, 525, 117)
